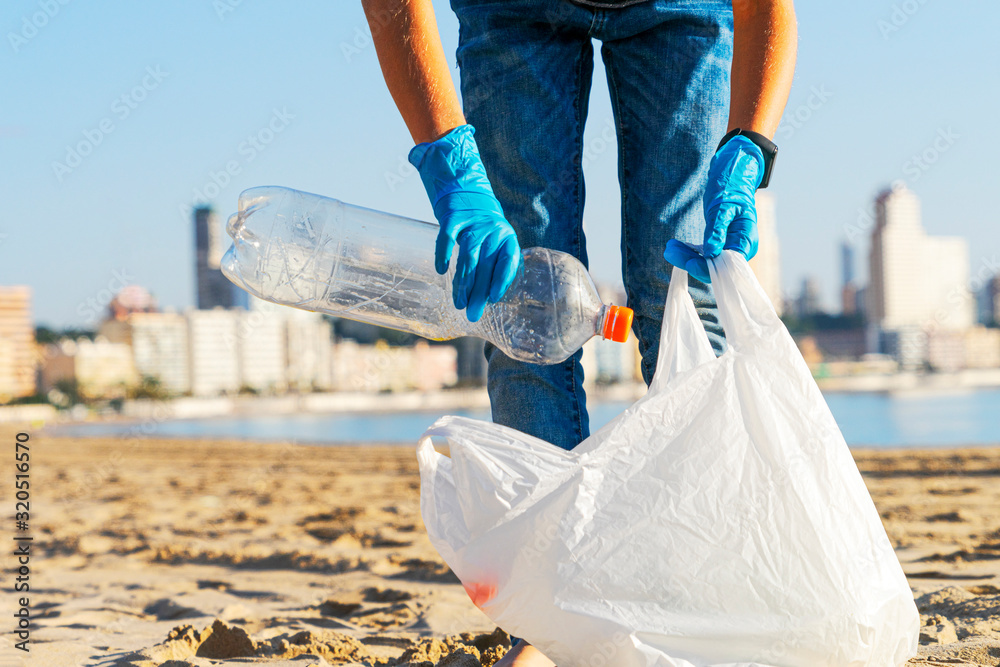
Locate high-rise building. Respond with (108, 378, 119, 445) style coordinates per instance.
(100, 311, 190, 395)
(237, 308, 287, 393)
(841, 240, 856, 286)
(796, 277, 822, 317)
(187, 308, 241, 396)
(247, 298, 333, 392)
(840, 241, 858, 316)
(0, 337, 16, 402)
(285, 311, 333, 392)
(986, 274, 1000, 326)
(749, 191, 782, 315)
(868, 182, 974, 332)
(854, 285, 867, 319)
(0, 286, 36, 400)
(194, 206, 241, 309)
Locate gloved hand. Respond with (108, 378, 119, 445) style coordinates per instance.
(408, 124, 521, 322)
(663, 135, 765, 283)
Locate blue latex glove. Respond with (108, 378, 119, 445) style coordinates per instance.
(663, 135, 765, 283)
(408, 124, 521, 322)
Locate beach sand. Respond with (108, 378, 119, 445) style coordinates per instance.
(4, 432, 999, 666)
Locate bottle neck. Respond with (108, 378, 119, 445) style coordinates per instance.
(598, 305, 611, 338)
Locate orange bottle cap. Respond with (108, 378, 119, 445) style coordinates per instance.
(602, 305, 633, 343)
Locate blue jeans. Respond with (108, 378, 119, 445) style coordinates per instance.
(452, 0, 733, 451)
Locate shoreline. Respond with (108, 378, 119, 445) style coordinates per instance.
(7, 368, 1000, 429)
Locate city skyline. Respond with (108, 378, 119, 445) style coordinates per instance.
(4, 179, 999, 404)
(3, 1, 998, 326)
(6, 179, 997, 330)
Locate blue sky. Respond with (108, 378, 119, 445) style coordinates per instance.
(2, 0, 997, 327)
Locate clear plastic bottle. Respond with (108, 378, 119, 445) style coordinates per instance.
(221, 186, 633, 365)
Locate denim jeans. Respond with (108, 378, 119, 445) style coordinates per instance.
(451, 0, 733, 451)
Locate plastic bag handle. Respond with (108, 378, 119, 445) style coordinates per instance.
(708, 250, 783, 350)
(649, 266, 717, 392)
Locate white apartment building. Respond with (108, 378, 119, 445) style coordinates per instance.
(868, 182, 974, 332)
(248, 297, 333, 392)
(187, 308, 241, 396)
(237, 308, 287, 392)
(330, 339, 457, 393)
(101, 311, 190, 394)
(97, 292, 337, 396)
(40, 337, 137, 399)
(286, 310, 333, 391)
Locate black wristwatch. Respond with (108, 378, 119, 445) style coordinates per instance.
(717, 128, 778, 189)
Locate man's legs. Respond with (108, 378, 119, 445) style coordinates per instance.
(451, 0, 599, 451)
(446, 2, 731, 663)
(599, 2, 734, 381)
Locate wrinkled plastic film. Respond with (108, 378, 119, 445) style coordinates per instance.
(418, 250, 919, 667)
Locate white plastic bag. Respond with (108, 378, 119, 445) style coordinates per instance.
(417, 251, 919, 667)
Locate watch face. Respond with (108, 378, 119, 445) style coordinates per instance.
(759, 146, 775, 189)
(737, 130, 776, 189)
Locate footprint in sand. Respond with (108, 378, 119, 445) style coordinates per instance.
(387, 556, 461, 583)
(363, 586, 414, 602)
(317, 593, 422, 630)
(143, 598, 207, 621)
(924, 511, 967, 523)
(927, 486, 979, 496)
